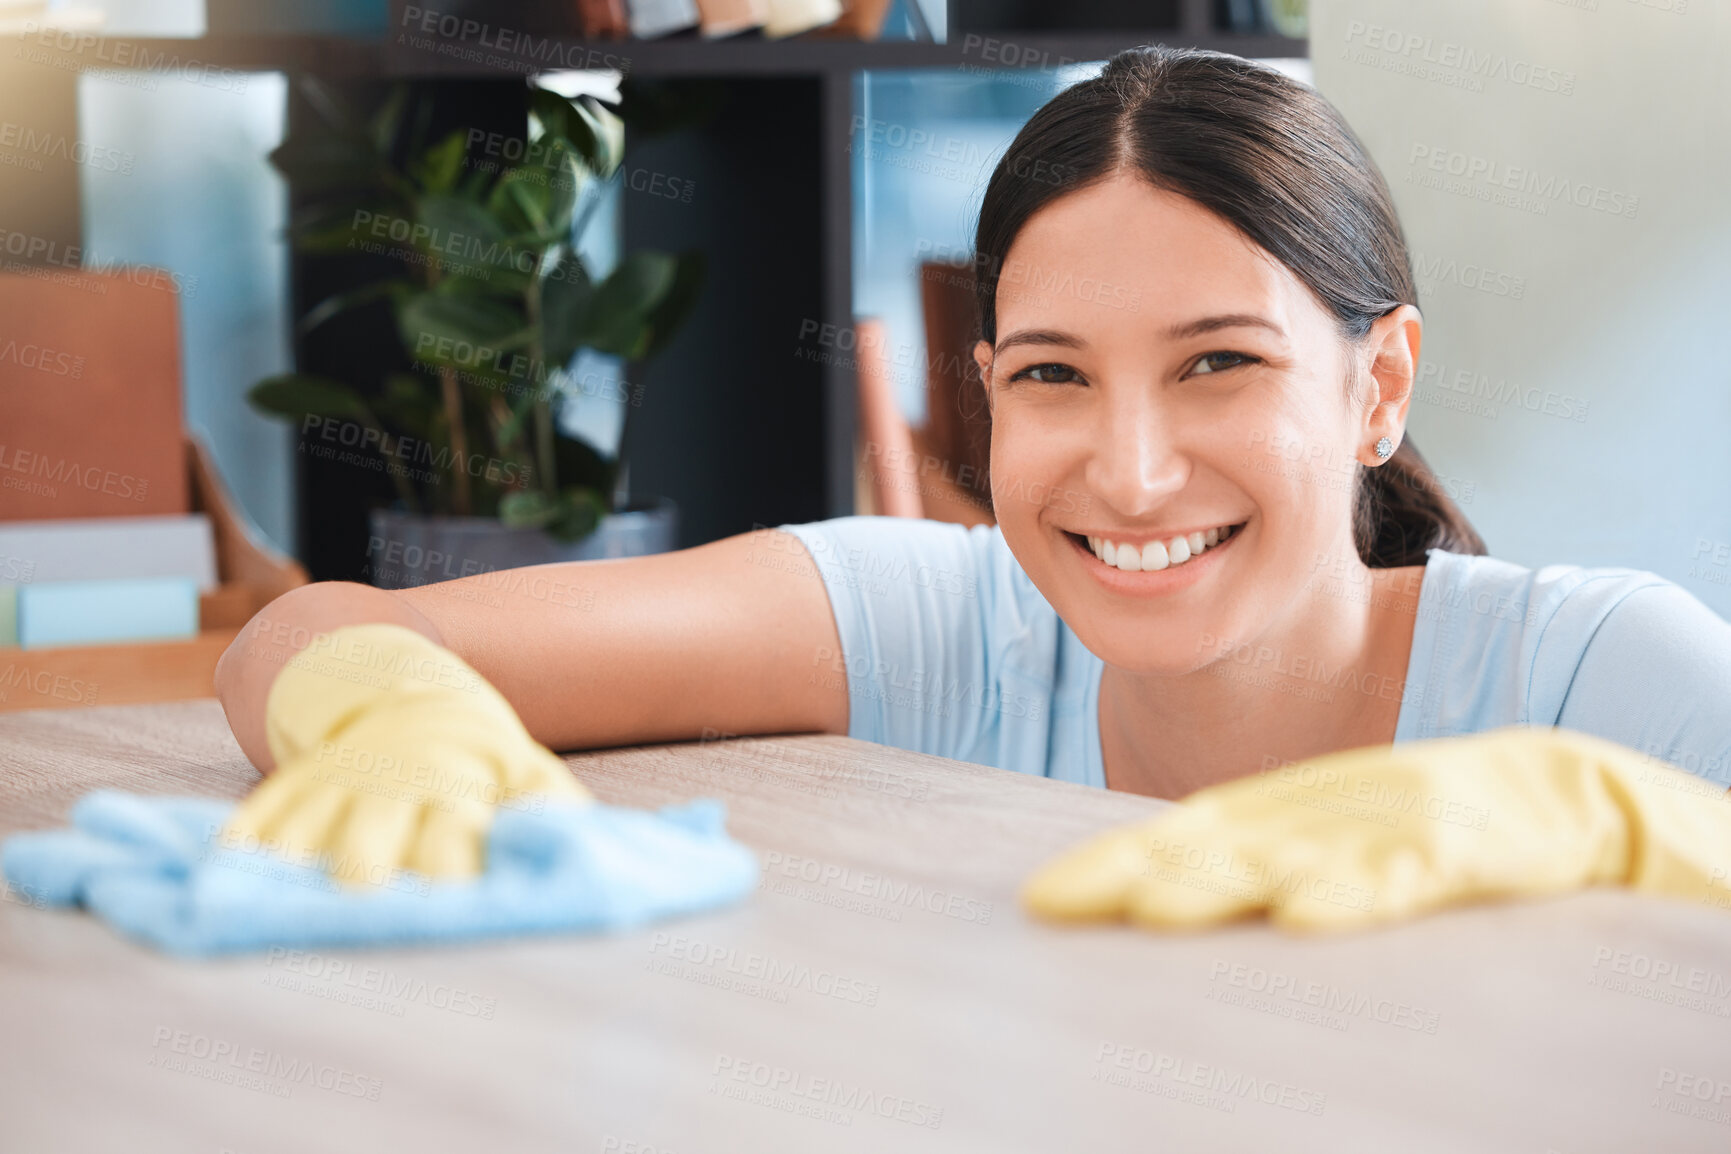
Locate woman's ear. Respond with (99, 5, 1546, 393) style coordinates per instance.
(973, 340, 995, 406)
(1360, 305, 1422, 464)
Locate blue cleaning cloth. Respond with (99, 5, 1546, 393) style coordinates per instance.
(2, 790, 759, 957)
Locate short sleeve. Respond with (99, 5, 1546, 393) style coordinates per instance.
(1555, 581, 1731, 787)
(773, 516, 997, 761)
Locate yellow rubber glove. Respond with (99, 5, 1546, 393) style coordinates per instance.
(222, 623, 590, 888)
(1022, 726, 1731, 932)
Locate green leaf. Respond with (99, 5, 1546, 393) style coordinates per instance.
(247, 374, 373, 422)
(547, 486, 605, 542)
(496, 484, 605, 541)
(487, 164, 557, 240)
(415, 194, 527, 288)
(527, 88, 578, 152)
(397, 290, 532, 370)
(410, 129, 470, 195)
(498, 488, 554, 529)
(540, 254, 594, 367)
(638, 249, 706, 360)
(530, 89, 622, 179)
(582, 252, 678, 359)
(458, 163, 492, 199)
(286, 202, 392, 255)
(374, 371, 440, 441)
(544, 148, 585, 237)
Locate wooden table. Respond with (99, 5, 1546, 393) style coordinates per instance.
(4, 702, 1730, 1153)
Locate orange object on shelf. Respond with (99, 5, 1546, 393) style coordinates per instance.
(0, 268, 190, 520)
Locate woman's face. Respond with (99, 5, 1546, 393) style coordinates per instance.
(975, 174, 1415, 676)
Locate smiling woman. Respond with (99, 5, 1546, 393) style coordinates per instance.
(216, 46, 1731, 816)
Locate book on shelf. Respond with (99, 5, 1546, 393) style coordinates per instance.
(694, 0, 769, 38)
(625, 0, 701, 38)
(0, 514, 218, 590)
(15, 577, 200, 649)
(809, 0, 892, 39)
(581, 0, 898, 40)
(764, 0, 842, 38)
(576, 0, 631, 39)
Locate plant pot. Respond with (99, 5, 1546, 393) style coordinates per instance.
(366, 498, 678, 590)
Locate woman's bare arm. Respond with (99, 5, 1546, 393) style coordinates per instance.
(214, 528, 848, 773)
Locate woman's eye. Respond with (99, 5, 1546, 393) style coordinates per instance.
(1190, 351, 1257, 376)
(1010, 363, 1080, 385)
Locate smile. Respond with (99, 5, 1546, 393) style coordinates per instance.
(1063, 520, 1248, 590)
(1078, 522, 1243, 572)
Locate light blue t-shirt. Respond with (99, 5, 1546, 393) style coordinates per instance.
(777, 516, 1731, 789)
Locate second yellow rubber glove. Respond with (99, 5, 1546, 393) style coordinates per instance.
(1022, 726, 1731, 932)
(223, 623, 591, 888)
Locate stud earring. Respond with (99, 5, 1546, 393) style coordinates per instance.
(1374, 436, 1394, 461)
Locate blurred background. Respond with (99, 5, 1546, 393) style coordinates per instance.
(0, 0, 1725, 711)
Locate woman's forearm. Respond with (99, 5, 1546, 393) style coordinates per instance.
(215, 531, 851, 774)
(214, 581, 447, 773)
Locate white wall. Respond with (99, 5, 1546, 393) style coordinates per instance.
(78, 70, 294, 552)
(1311, 0, 1731, 614)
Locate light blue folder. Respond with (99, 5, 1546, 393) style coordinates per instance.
(17, 577, 199, 648)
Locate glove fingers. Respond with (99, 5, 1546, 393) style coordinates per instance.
(323, 788, 430, 890)
(1023, 802, 1260, 925)
(1022, 828, 1149, 920)
(252, 761, 358, 870)
(404, 788, 496, 880)
(1262, 843, 1403, 931)
(500, 743, 590, 803)
(1122, 828, 1275, 930)
(222, 759, 338, 859)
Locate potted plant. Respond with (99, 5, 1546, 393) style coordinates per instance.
(250, 75, 703, 588)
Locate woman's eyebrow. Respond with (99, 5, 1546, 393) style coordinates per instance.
(1164, 313, 1286, 341)
(995, 315, 1285, 356)
(995, 328, 1086, 355)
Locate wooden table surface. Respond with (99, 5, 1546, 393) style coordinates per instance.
(4, 701, 1731, 1153)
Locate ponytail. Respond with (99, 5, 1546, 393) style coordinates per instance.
(1355, 438, 1486, 566)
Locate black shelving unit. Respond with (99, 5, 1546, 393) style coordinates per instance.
(0, 1, 1306, 577)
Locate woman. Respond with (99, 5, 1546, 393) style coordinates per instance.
(217, 46, 1731, 800)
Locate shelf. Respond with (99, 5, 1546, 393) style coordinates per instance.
(382, 30, 1308, 79)
(0, 29, 1305, 80)
(0, 33, 384, 78)
(0, 629, 237, 713)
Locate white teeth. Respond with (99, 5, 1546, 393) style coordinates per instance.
(1085, 523, 1239, 571)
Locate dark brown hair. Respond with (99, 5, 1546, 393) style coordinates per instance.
(970, 45, 1486, 567)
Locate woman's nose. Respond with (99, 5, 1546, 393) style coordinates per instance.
(1084, 397, 1189, 518)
